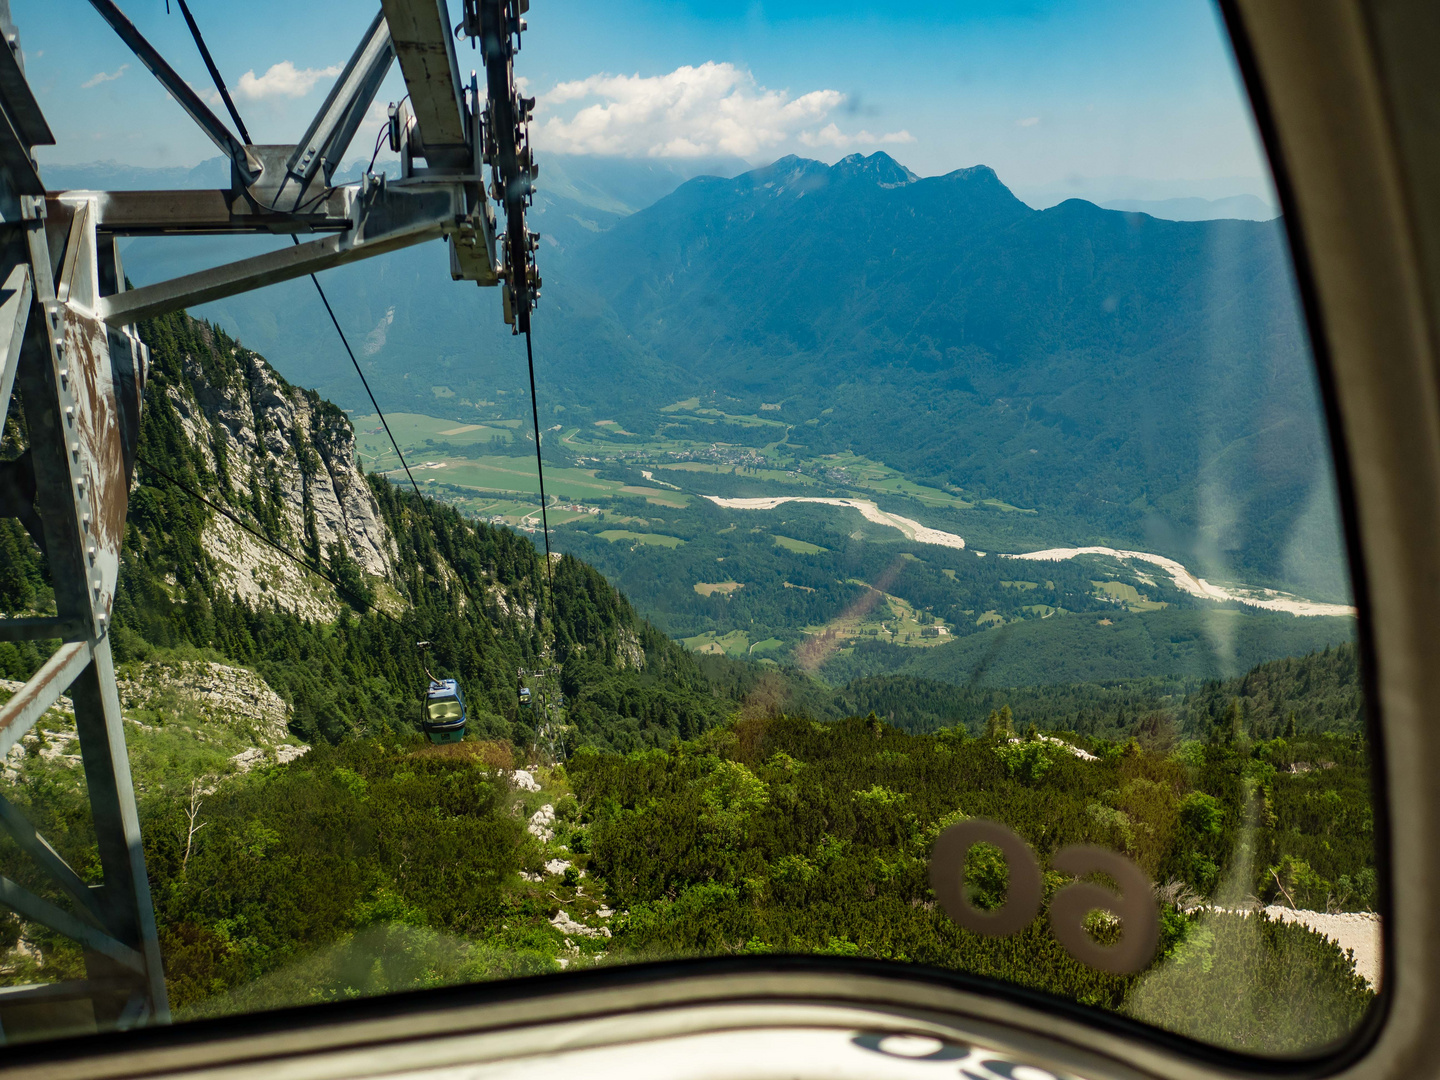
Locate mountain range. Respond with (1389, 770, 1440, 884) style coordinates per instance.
(51, 151, 1346, 598)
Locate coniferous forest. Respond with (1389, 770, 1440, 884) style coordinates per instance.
(0, 312, 1378, 1055)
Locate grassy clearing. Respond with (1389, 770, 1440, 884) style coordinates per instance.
(618, 486, 689, 507)
(980, 497, 1037, 513)
(1094, 580, 1168, 612)
(681, 629, 750, 656)
(598, 530, 685, 548)
(693, 581, 744, 597)
(773, 534, 826, 554)
(679, 406, 788, 429)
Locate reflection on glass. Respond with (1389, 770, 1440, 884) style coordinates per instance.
(0, 0, 1375, 1062)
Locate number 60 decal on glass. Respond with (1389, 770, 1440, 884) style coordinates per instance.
(928, 819, 1160, 974)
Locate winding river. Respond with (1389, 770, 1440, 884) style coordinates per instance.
(704, 496, 1355, 618)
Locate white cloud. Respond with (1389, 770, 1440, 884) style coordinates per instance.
(1017, 116, 1041, 127)
(187, 82, 224, 108)
(236, 61, 342, 101)
(81, 64, 128, 89)
(798, 123, 915, 150)
(534, 61, 905, 159)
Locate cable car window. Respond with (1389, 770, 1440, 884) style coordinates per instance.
(0, 0, 1378, 1063)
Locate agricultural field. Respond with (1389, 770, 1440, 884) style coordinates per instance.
(353, 413, 517, 463)
(353, 412, 690, 526)
(598, 530, 685, 548)
(802, 581, 954, 650)
(350, 402, 995, 539)
(773, 534, 826, 554)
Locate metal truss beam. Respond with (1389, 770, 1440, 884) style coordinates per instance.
(84, 0, 257, 184)
(1, 181, 169, 1033)
(288, 10, 395, 190)
(0, 262, 32, 433)
(0, 792, 107, 928)
(0, 35, 51, 204)
(0, 640, 91, 758)
(99, 181, 468, 325)
(0, 876, 144, 971)
(381, 0, 471, 170)
(64, 188, 353, 237)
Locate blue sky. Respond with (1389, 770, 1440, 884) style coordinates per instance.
(14, 0, 1273, 205)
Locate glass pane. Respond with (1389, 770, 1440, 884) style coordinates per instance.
(2, 0, 1375, 1061)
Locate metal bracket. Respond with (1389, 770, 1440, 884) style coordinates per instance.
(286, 10, 395, 193)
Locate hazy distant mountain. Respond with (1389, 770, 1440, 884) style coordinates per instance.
(41, 157, 231, 191)
(538, 153, 751, 216)
(46, 154, 746, 414)
(1097, 194, 1278, 221)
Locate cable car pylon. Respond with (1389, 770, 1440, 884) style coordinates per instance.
(0, 0, 541, 1037)
(517, 665, 567, 763)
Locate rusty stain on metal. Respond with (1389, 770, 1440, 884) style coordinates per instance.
(48, 194, 141, 624)
(0, 640, 92, 758)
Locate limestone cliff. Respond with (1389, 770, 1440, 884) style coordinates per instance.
(150, 317, 398, 620)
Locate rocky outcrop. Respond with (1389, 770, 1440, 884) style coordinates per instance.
(161, 321, 399, 618)
(1, 659, 306, 785)
(117, 659, 290, 745)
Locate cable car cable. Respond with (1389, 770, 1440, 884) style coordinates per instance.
(172, 0, 253, 146)
(523, 326, 555, 613)
(289, 237, 424, 499)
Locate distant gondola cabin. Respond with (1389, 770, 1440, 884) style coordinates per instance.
(519, 686, 532, 709)
(424, 679, 466, 744)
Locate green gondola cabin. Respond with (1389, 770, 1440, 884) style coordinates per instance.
(424, 679, 467, 744)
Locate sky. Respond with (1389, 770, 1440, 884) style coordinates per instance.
(13, 0, 1275, 206)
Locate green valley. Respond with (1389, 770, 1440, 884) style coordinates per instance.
(338, 404, 1354, 689)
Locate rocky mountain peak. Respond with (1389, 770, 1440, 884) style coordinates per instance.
(832, 151, 920, 187)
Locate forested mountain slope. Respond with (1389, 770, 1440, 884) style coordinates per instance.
(831, 639, 1365, 742)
